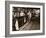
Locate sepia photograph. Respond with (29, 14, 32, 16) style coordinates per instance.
(12, 7, 40, 31)
(9, 4, 43, 34)
(5, 1, 44, 37)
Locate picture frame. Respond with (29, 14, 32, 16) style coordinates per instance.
(5, 1, 45, 37)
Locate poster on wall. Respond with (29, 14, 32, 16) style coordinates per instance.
(5, 1, 45, 37)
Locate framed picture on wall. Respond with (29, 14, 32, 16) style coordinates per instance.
(5, 1, 45, 37)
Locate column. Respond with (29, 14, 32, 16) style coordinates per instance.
(15, 19, 19, 30)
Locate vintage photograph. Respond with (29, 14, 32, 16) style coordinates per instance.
(9, 4, 43, 35)
(12, 7, 40, 31)
(5, 1, 44, 37)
